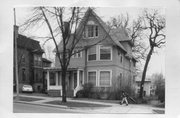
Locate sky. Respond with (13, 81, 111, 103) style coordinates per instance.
(15, 7, 165, 76)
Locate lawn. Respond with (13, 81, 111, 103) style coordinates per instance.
(13, 96, 43, 102)
(153, 109, 165, 114)
(45, 100, 111, 108)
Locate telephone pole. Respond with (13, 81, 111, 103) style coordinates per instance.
(14, 8, 19, 100)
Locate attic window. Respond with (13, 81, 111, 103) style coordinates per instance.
(84, 25, 98, 38)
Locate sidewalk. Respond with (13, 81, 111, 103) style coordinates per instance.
(13, 93, 165, 114)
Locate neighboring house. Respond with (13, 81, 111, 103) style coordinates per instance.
(42, 58, 52, 93)
(13, 32, 44, 93)
(44, 8, 137, 97)
(42, 58, 52, 67)
(135, 76, 156, 97)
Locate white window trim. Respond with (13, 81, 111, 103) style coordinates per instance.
(98, 70, 112, 87)
(87, 70, 98, 86)
(99, 45, 112, 61)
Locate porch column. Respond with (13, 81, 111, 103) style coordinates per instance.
(47, 70, 50, 90)
(82, 70, 84, 84)
(77, 69, 80, 87)
(56, 72, 58, 86)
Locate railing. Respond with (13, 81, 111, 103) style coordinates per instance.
(73, 84, 83, 97)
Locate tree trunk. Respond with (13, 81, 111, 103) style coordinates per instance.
(61, 67, 67, 102)
(139, 46, 154, 98)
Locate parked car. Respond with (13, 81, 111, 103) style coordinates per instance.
(22, 85, 33, 93)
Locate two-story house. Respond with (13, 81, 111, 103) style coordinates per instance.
(13, 33, 44, 93)
(44, 8, 137, 97)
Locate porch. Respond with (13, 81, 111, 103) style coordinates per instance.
(44, 67, 84, 97)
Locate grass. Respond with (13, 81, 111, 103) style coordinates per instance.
(153, 109, 165, 114)
(13, 96, 43, 102)
(45, 100, 111, 108)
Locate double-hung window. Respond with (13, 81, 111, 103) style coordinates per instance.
(99, 71, 111, 87)
(88, 46, 96, 61)
(100, 46, 111, 60)
(88, 71, 96, 86)
(84, 25, 98, 38)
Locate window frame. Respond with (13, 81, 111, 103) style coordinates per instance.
(84, 25, 99, 38)
(98, 70, 112, 87)
(99, 45, 112, 61)
(87, 70, 97, 86)
(87, 46, 97, 61)
(120, 53, 123, 63)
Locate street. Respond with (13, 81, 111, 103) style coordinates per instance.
(13, 103, 81, 113)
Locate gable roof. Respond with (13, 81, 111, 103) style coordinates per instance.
(42, 58, 52, 63)
(56, 8, 131, 53)
(17, 34, 44, 53)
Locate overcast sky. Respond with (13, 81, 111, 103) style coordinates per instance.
(15, 7, 165, 76)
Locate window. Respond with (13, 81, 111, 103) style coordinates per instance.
(88, 46, 96, 61)
(88, 71, 96, 86)
(50, 72, 56, 85)
(22, 55, 25, 63)
(84, 25, 98, 38)
(120, 53, 123, 63)
(22, 69, 26, 81)
(100, 46, 111, 60)
(34, 55, 41, 66)
(72, 49, 82, 58)
(99, 71, 111, 86)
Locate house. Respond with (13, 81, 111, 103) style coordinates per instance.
(42, 58, 52, 67)
(13, 31, 45, 93)
(42, 58, 52, 93)
(135, 76, 156, 97)
(44, 8, 137, 98)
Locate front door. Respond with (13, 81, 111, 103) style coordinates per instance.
(73, 72, 77, 89)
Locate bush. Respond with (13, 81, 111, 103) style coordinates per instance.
(76, 83, 94, 98)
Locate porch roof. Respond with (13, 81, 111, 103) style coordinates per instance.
(43, 67, 78, 71)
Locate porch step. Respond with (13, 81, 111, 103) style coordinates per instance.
(47, 90, 61, 97)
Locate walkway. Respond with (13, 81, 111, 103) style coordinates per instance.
(13, 93, 165, 114)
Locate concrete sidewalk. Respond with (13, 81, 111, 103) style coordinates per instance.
(13, 94, 165, 114)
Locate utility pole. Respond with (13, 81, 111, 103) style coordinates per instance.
(14, 8, 19, 100)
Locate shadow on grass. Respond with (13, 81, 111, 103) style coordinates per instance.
(13, 96, 43, 102)
(45, 100, 111, 108)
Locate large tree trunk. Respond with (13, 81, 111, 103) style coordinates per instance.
(62, 67, 67, 102)
(139, 46, 154, 98)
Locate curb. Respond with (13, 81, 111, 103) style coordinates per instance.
(14, 101, 68, 109)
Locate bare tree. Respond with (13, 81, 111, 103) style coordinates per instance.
(107, 14, 147, 71)
(21, 7, 110, 102)
(139, 9, 165, 98)
(106, 9, 165, 99)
